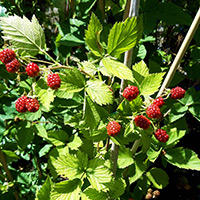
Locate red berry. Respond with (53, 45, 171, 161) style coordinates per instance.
(146, 104, 162, 119)
(0, 48, 16, 64)
(15, 96, 28, 113)
(26, 98, 40, 112)
(47, 73, 61, 89)
(26, 62, 39, 77)
(170, 86, 185, 99)
(154, 129, 169, 142)
(153, 97, 165, 108)
(6, 58, 20, 73)
(106, 121, 121, 137)
(123, 86, 139, 101)
(134, 115, 151, 129)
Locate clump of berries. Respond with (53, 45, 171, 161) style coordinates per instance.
(123, 85, 139, 101)
(106, 121, 121, 137)
(146, 104, 162, 119)
(15, 96, 40, 113)
(153, 97, 165, 108)
(0, 48, 20, 73)
(134, 115, 151, 130)
(47, 73, 61, 89)
(154, 129, 169, 143)
(26, 62, 40, 77)
(170, 86, 185, 99)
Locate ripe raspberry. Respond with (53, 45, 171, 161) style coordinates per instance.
(123, 85, 139, 101)
(47, 73, 61, 89)
(25, 98, 40, 112)
(15, 96, 28, 113)
(134, 115, 151, 129)
(0, 48, 16, 64)
(26, 62, 40, 77)
(154, 129, 169, 142)
(146, 104, 162, 119)
(6, 58, 20, 73)
(170, 86, 185, 99)
(153, 97, 165, 108)
(106, 121, 121, 137)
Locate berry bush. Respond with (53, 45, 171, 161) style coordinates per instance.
(0, 1, 200, 200)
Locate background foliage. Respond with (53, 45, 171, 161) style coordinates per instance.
(1, 0, 200, 200)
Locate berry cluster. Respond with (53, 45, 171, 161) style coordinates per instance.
(154, 129, 169, 143)
(123, 85, 139, 101)
(26, 62, 40, 77)
(106, 121, 121, 137)
(170, 86, 185, 99)
(47, 73, 61, 89)
(15, 96, 40, 113)
(0, 48, 20, 73)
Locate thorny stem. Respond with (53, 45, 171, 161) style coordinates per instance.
(0, 149, 21, 200)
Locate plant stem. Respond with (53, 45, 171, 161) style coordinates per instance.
(110, 0, 141, 177)
(0, 149, 21, 200)
(157, 7, 200, 97)
(40, 48, 60, 66)
(131, 139, 141, 155)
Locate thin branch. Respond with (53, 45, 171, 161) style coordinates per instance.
(0, 149, 21, 200)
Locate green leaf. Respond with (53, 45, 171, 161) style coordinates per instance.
(165, 147, 200, 170)
(107, 16, 142, 57)
(83, 188, 107, 200)
(35, 78, 55, 110)
(101, 57, 134, 81)
(51, 179, 81, 200)
(189, 105, 200, 121)
(56, 68, 85, 96)
(87, 158, 112, 190)
(137, 44, 147, 59)
(36, 176, 52, 200)
(78, 61, 97, 77)
(85, 13, 104, 57)
(47, 130, 69, 146)
(169, 103, 188, 123)
(146, 168, 169, 189)
(147, 147, 162, 162)
(85, 79, 113, 105)
(132, 60, 149, 85)
(104, 179, 126, 199)
(39, 144, 53, 157)
(0, 15, 45, 55)
(140, 72, 165, 96)
(2, 150, 20, 163)
(118, 146, 134, 168)
(84, 96, 108, 130)
(68, 134, 83, 150)
(53, 152, 88, 179)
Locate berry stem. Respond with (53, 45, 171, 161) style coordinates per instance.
(40, 48, 60, 66)
(131, 139, 141, 155)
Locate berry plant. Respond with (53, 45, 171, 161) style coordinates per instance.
(0, 1, 200, 200)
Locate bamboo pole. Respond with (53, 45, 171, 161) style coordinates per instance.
(157, 7, 200, 97)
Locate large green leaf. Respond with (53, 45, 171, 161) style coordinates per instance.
(53, 152, 88, 179)
(36, 176, 52, 200)
(56, 68, 85, 97)
(165, 147, 200, 170)
(146, 168, 169, 189)
(84, 96, 108, 130)
(83, 188, 107, 200)
(104, 179, 126, 199)
(140, 72, 165, 96)
(85, 13, 104, 57)
(0, 15, 45, 55)
(101, 57, 134, 81)
(118, 146, 134, 169)
(189, 105, 200, 121)
(86, 158, 112, 190)
(132, 60, 149, 85)
(51, 179, 81, 200)
(85, 79, 113, 105)
(107, 16, 142, 57)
